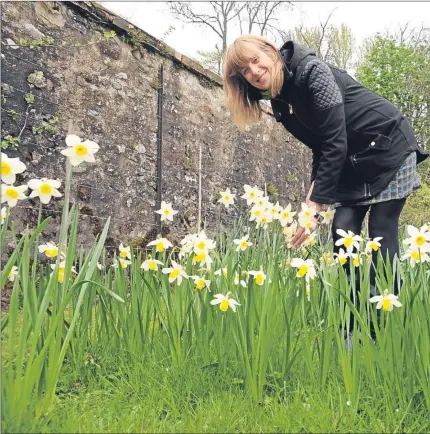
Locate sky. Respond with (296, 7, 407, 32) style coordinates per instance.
(99, 1, 430, 62)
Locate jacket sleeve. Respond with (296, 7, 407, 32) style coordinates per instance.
(311, 149, 321, 183)
(300, 59, 347, 204)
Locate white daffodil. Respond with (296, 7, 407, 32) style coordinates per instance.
(193, 231, 216, 254)
(8, 265, 18, 282)
(254, 195, 271, 210)
(119, 243, 131, 260)
(217, 188, 235, 208)
(335, 229, 362, 254)
(141, 258, 163, 271)
(97, 262, 104, 270)
(233, 272, 247, 287)
(28, 178, 62, 204)
(248, 268, 266, 286)
(279, 203, 296, 227)
(283, 221, 298, 243)
(320, 252, 335, 266)
(255, 210, 273, 230)
(60, 134, 99, 166)
(210, 292, 240, 312)
(302, 232, 317, 247)
(298, 202, 317, 228)
(291, 258, 317, 279)
(1, 206, 9, 226)
(269, 201, 283, 220)
(241, 184, 263, 206)
(112, 258, 131, 269)
(147, 237, 173, 253)
(50, 260, 77, 283)
(1, 153, 26, 185)
(403, 224, 430, 251)
(192, 250, 213, 269)
(233, 234, 253, 252)
(350, 253, 362, 268)
(249, 205, 264, 222)
(1, 184, 27, 207)
(155, 201, 178, 222)
(38, 241, 59, 258)
(162, 260, 188, 285)
(191, 275, 211, 291)
(302, 218, 317, 235)
(366, 237, 383, 254)
(334, 248, 349, 266)
(214, 266, 228, 278)
(401, 248, 430, 267)
(319, 209, 335, 225)
(369, 289, 402, 312)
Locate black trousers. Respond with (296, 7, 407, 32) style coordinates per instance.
(331, 198, 407, 334)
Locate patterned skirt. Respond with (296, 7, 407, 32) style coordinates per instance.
(335, 151, 421, 208)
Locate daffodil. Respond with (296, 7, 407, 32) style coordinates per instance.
(8, 265, 18, 282)
(162, 260, 188, 285)
(403, 224, 430, 251)
(60, 134, 99, 166)
(298, 202, 317, 228)
(302, 232, 317, 247)
(369, 289, 402, 312)
(217, 188, 235, 208)
(241, 184, 263, 206)
(1, 153, 26, 185)
(233, 272, 247, 287)
(192, 250, 213, 269)
(255, 210, 273, 230)
(248, 268, 266, 286)
(1, 184, 27, 207)
(155, 200, 178, 222)
(191, 275, 211, 291)
(334, 248, 349, 266)
(38, 241, 59, 258)
(366, 237, 383, 254)
(249, 205, 264, 222)
(214, 266, 228, 278)
(320, 252, 335, 265)
(279, 203, 296, 227)
(319, 208, 335, 225)
(210, 292, 240, 312)
(350, 253, 362, 268)
(0, 206, 9, 226)
(335, 229, 362, 254)
(50, 260, 77, 283)
(112, 258, 131, 269)
(119, 243, 131, 259)
(141, 258, 163, 271)
(401, 248, 430, 267)
(291, 258, 317, 279)
(269, 201, 283, 220)
(28, 178, 62, 204)
(193, 231, 216, 254)
(233, 234, 253, 252)
(147, 237, 173, 253)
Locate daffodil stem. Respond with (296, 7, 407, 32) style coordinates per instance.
(31, 202, 43, 281)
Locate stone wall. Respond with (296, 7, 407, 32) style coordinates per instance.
(1, 1, 312, 248)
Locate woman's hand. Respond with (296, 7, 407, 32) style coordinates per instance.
(291, 189, 323, 249)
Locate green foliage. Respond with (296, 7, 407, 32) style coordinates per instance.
(401, 182, 430, 226)
(24, 93, 35, 104)
(32, 115, 60, 135)
(267, 182, 279, 200)
(6, 109, 18, 122)
(1, 135, 20, 150)
(18, 35, 55, 47)
(355, 35, 430, 150)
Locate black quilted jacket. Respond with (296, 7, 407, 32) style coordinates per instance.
(254, 41, 429, 204)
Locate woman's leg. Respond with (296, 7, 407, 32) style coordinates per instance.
(368, 198, 407, 294)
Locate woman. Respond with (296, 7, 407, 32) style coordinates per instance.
(223, 35, 428, 294)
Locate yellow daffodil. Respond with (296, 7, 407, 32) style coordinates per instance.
(279, 203, 296, 227)
(147, 237, 173, 253)
(8, 265, 18, 282)
(366, 237, 383, 254)
(50, 260, 77, 283)
(248, 268, 266, 286)
(191, 275, 211, 291)
(233, 234, 253, 252)
(291, 258, 317, 279)
(334, 248, 349, 266)
(28, 178, 62, 204)
(141, 258, 163, 271)
(217, 187, 235, 208)
(241, 184, 263, 206)
(350, 253, 362, 268)
(369, 289, 402, 312)
(162, 260, 188, 285)
(119, 243, 131, 259)
(1, 153, 26, 185)
(155, 200, 178, 222)
(60, 134, 99, 166)
(1, 184, 27, 207)
(210, 292, 240, 312)
(38, 241, 59, 258)
(335, 229, 362, 254)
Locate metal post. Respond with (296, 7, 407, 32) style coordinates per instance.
(155, 64, 164, 234)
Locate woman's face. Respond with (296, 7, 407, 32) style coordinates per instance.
(239, 43, 275, 90)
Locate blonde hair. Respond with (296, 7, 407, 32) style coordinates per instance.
(223, 35, 284, 130)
